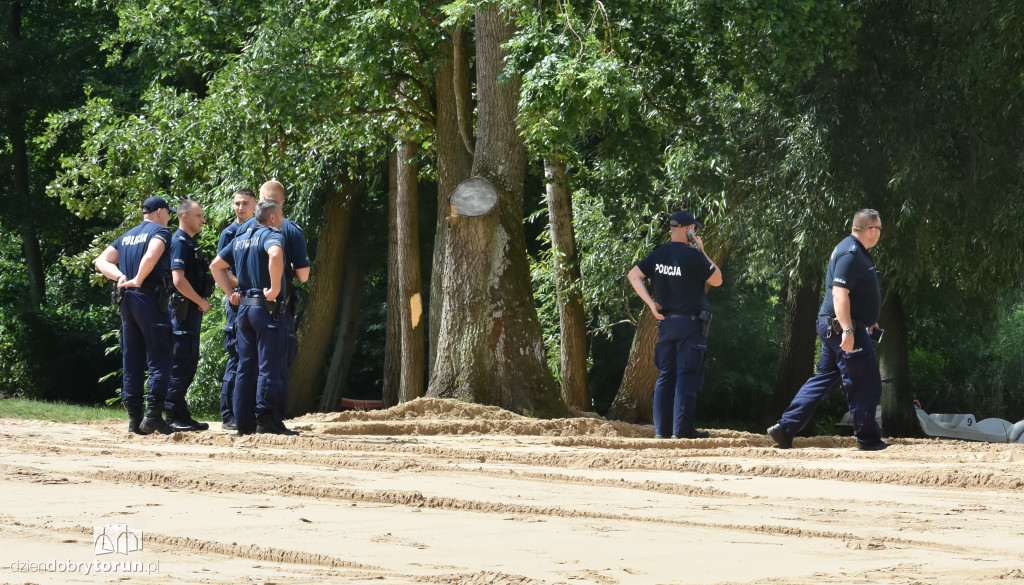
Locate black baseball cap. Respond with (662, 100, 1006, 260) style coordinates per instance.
(669, 210, 701, 228)
(142, 197, 174, 214)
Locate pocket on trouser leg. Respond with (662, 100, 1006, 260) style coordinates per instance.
(681, 344, 707, 393)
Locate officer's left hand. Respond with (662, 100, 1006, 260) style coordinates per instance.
(118, 277, 141, 289)
(263, 287, 277, 301)
(197, 298, 212, 312)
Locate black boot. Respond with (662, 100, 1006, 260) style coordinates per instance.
(126, 405, 144, 435)
(139, 402, 174, 435)
(256, 413, 279, 435)
(180, 410, 209, 431)
(165, 409, 202, 432)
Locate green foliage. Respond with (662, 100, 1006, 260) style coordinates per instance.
(0, 397, 129, 422)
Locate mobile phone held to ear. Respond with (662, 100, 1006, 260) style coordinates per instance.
(687, 228, 696, 246)
(870, 327, 884, 343)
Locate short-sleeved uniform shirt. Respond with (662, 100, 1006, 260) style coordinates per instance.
(217, 225, 286, 293)
(819, 235, 881, 325)
(218, 221, 248, 276)
(236, 217, 310, 277)
(636, 242, 717, 316)
(111, 220, 172, 291)
(170, 229, 201, 288)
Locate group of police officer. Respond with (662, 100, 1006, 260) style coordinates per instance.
(94, 181, 310, 437)
(630, 208, 889, 451)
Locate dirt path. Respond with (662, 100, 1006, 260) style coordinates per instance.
(2, 398, 1023, 584)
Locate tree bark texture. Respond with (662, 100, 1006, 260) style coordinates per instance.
(427, 5, 566, 417)
(605, 311, 658, 423)
(5, 0, 45, 307)
(430, 35, 474, 373)
(544, 156, 589, 411)
(878, 288, 918, 437)
(768, 261, 823, 422)
(286, 178, 355, 415)
(395, 137, 425, 403)
(319, 243, 365, 412)
(382, 150, 402, 407)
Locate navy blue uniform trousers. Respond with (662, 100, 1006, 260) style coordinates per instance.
(653, 316, 707, 436)
(166, 303, 202, 415)
(778, 320, 883, 445)
(233, 303, 288, 433)
(220, 299, 239, 423)
(120, 290, 173, 411)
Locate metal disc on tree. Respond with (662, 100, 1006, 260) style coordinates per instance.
(451, 177, 498, 217)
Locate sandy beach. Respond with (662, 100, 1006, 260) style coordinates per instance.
(2, 397, 1023, 584)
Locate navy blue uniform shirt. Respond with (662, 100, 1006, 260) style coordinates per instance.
(111, 220, 172, 291)
(170, 229, 200, 287)
(217, 225, 286, 292)
(819, 235, 881, 325)
(636, 242, 716, 316)
(218, 221, 246, 254)
(236, 217, 310, 276)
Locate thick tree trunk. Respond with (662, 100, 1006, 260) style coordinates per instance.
(430, 35, 474, 372)
(605, 312, 658, 423)
(395, 137, 425, 403)
(768, 262, 822, 421)
(287, 178, 355, 415)
(427, 5, 566, 417)
(383, 150, 401, 407)
(5, 1, 44, 307)
(544, 156, 589, 411)
(319, 244, 365, 412)
(878, 288, 917, 437)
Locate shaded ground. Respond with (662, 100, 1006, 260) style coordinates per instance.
(2, 397, 1023, 584)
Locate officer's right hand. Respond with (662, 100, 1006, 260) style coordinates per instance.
(840, 331, 855, 353)
(118, 277, 141, 289)
(649, 302, 665, 320)
(197, 298, 212, 312)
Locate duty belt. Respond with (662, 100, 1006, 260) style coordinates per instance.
(240, 296, 287, 321)
(664, 314, 699, 320)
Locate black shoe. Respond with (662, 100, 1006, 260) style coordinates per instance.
(222, 419, 238, 431)
(654, 434, 665, 439)
(767, 423, 793, 449)
(275, 421, 299, 436)
(674, 429, 710, 439)
(235, 429, 255, 437)
(858, 440, 889, 451)
(181, 415, 209, 431)
(256, 414, 279, 435)
(127, 417, 144, 435)
(165, 410, 202, 432)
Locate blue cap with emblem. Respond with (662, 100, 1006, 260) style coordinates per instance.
(669, 210, 701, 228)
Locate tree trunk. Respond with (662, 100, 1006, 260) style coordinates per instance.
(544, 156, 589, 411)
(430, 34, 474, 373)
(5, 0, 44, 307)
(878, 288, 917, 437)
(396, 136, 425, 403)
(287, 177, 355, 415)
(383, 150, 401, 407)
(427, 5, 566, 417)
(605, 312, 657, 423)
(768, 262, 822, 421)
(319, 243, 365, 412)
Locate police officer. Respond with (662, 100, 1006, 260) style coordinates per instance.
(234, 181, 310, 433)
(210, 199, 291, 436)
(165, 200, 213, 432)
(768, 209, 888, 451)
(627, 210, 723, 439)
(94, 196, 176, 435)
(216, 188, 256, 430)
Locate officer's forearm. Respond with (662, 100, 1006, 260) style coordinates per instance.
(171, 270, 204, 305)
(832, 287, 853, 329)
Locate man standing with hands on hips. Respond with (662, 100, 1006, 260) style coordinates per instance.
(768, 208, 888, 451)
(628, 210, 723, 439)
(94, 196, 176, 435)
